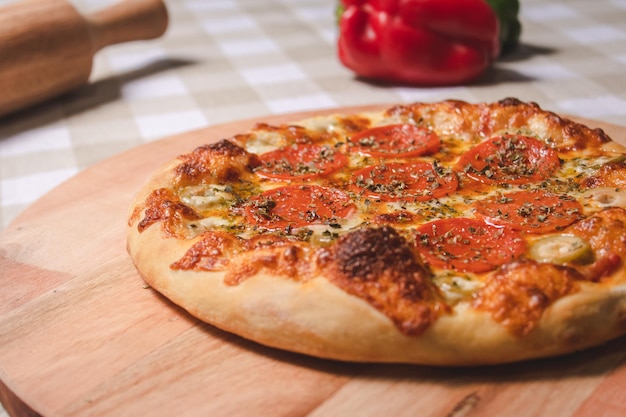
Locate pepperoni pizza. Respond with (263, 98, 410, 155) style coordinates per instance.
(127, 98, 626, 365)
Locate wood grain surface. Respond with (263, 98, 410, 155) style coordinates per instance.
(1, 107, 625, 417)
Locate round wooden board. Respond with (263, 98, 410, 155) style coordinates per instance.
(1, 106, 626, 417)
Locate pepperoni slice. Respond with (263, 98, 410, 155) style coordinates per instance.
(245, 185, 355, 230)
(256, 144, 348, 180)
(473, 190, 584, 234)
(348, 124, 440, 158)
(456, 134, 560, 185)
(415, 218, 527, 273)
(351, 161, 458, 202)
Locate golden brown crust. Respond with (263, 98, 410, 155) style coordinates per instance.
(169, 231, 241, 271)
(472, 260, 582, 336)
(321, 226, 444, 336)
(133, 188, 200, 238)
(583, 159, 626, 189)
(127, 98, 626, 365)
(387, 97, 611, 151)
(175, 139, 261, 186)
(128, 218, 626, 365)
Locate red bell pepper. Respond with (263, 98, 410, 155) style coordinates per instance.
(337, 0, 501, 86)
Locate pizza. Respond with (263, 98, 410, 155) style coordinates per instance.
(127, 98, 626, 366)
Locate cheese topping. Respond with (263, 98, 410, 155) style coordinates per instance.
(175, 109, 624, 282)
(132, 99, 626, 336)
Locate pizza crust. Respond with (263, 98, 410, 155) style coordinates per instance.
(127, 99, 626, 365)
(128, 210, 626, 365)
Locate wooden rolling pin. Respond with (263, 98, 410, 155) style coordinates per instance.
(0, 0, 168, 117)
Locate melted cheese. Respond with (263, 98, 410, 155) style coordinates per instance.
(243, 130, 286, 154)
(560, 156, 615, 177)
(434, 274, 484, 303)
(180, 185, 231, 210)
(529, 235, 594, 264)
(173, 108, 625, 304)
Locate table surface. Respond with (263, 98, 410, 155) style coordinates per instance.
(1, 0, 626, 415)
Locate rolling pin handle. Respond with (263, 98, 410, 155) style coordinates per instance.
(87, 0, 169, 52)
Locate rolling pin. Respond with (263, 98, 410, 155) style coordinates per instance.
(0, 0, 168, 117)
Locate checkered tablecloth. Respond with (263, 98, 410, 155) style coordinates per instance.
(1, 0, 626, 229)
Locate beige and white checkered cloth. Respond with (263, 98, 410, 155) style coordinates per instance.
(1, 0, 626, 229)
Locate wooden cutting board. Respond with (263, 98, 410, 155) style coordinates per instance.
(1, 106, 626, 417)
